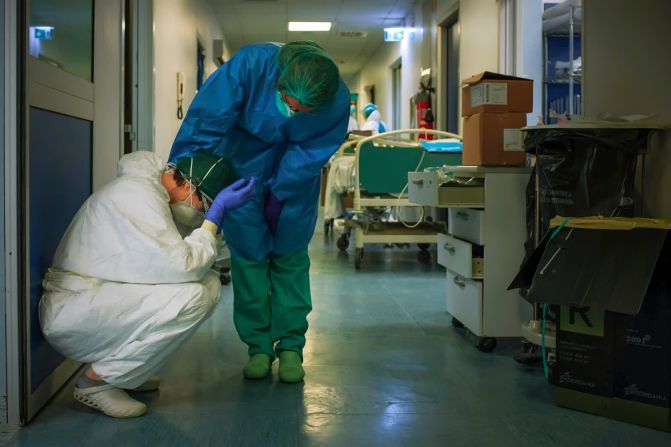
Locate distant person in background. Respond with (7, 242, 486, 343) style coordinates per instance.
(361, 103, 388, 135)
(347, 105, 359, 133)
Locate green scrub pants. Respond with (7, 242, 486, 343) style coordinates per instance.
(231, 249, 311, 359)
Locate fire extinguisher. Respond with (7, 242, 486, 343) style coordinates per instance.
(415, 77, 435, 140)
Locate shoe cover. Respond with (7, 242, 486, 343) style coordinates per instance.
(278, 351, 304, 383)
(243, 354, 272, 379)
(74, 384, 147, 418)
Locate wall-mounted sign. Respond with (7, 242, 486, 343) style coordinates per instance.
(384, 28, 405, 42)
(32, 26, 54, 40)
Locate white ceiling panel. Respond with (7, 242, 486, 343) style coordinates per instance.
(206, 0, 417, 76)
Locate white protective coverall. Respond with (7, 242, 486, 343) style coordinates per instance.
(361, 110, 388, 135)
(347, 115, 359, 133)
(39, 151, 221, 389)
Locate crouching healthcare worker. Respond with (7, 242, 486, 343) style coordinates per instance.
(39, 151, 255, 418)
(169, 41, 350, 383)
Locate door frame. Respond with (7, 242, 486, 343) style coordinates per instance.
(5, 0, 124, 425)
(4, 0, 23, 426)
(436, 3, 459, 134)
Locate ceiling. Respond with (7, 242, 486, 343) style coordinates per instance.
(205, 0, 418, 77)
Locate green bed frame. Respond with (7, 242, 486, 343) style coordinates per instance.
(358, 141, 462, 195)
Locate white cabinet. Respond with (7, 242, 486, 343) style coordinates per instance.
(446, 272, 483, 336)
(408, 171, 485, 208)
(448, 208, 485, 245)
(437, 233, 483, 279)
(410, 166, 533, 345)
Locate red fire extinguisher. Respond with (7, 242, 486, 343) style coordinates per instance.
(415, 77, 435, 140)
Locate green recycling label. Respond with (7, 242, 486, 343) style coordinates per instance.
(560, 305, 605, 337)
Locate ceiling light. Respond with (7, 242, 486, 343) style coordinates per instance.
(288, 22, 332, 32)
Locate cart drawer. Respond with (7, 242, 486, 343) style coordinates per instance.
(437, 186, 485, 207)
(408, 171, 485, 208)
(437, 233, 484, 279)
(446, 272, 483, 336)
(407, 172, 440, 206)
(449, 208, 485, 245)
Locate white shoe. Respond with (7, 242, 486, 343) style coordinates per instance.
(74, 384, 147, 418)
(128, 376, 160, 392)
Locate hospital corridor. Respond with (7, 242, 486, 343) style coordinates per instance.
(1, 0, 671, 446)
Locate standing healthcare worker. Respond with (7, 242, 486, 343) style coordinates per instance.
(169, 41, 350, 383)
(361, 103, 388, 135)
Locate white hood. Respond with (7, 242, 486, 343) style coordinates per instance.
(51, 150, 217, 284)
(117, 151, 165, 180)
(366, 110, 382, 123)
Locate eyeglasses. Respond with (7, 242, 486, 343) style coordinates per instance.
(184, 179, 209, 212)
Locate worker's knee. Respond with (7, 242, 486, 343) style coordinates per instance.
(200, 271, 223, 301)
(181, 272, 222, 320)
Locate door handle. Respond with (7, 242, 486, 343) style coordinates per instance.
(443, 243, 455, 254)
(453, 276, 466, 288)
(456, 211, 470, 220)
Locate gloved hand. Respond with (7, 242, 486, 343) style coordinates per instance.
(264, 192, 286, 234)
(204, 177, 256, 227)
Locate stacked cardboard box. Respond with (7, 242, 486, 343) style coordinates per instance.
(461, 72, 533, 166)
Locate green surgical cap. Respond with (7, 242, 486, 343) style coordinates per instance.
(363, 103, 377, 118)
(277, 41, 340, 108)
(174, 152, 238, 201)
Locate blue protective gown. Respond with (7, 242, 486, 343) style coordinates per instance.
(169, 43, 350, 261)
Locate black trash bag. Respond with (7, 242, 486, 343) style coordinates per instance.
(524, 128, 647, 239)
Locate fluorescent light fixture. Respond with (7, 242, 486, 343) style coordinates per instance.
(384, 27, 405, 42)
(288, 22, 332, 32)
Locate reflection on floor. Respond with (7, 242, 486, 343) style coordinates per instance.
(6, 227, 671, 446)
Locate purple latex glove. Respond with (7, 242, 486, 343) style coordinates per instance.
(264, 192, 286, 234)
(204, 177, 256, 227)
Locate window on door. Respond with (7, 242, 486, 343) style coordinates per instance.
(29, 0, 93, 81)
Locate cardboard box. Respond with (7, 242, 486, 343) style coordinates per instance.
(615, 311, 671, 409)
(461, 71, 533, 117)
(556, 388, 671, 432)
(613, 255, 671, 409)
(510, 221, 671, 431)
(462, 112, 526, 166)
(555, 306, 617, 397)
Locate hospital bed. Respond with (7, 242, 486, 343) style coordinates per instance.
(338, 129, 462, 269)
(322, 134, 364, 236)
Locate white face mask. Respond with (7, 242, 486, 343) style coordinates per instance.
(169, 175, 205, 228)
(170, 201, 204, 227)
(276, 90, 297, 118)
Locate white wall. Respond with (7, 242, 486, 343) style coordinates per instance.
(153, 0, 230, 162)
(459, 0, 499, 82)
(342, 71, 360, 93)
(354, 40, 400, 128)
(353, 1, 431, 131)
(354, 0, 501, 134)
(583, 0, 671, 216)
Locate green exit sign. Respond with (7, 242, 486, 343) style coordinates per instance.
(33, 27, 54, 40)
